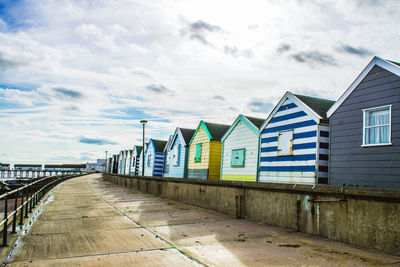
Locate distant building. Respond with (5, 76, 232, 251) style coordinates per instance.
(44, 164, 86, 172)
(86, 159, 106, 172)
(14, 164, 42, 171)
(0, 163, 10, 171)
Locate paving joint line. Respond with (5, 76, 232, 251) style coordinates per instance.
(85, 178, 208, 267)
(9, 247, 177, 263)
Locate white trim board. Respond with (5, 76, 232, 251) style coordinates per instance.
(327, 56, 400, 118)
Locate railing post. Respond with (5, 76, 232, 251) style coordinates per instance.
(32, 184, 36, 208)
(20, 189, 25, 225)
(28, 186, 32, 213)
(24, 188, 29, 218)
(11, 192, 18, 234)
(2, 195, 8, 247)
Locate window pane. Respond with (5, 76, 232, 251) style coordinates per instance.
(366, 108, 389, 127)
(231, 149, 245, 167)
(195, 143, 201, 162)
(365, 126, 390, 144)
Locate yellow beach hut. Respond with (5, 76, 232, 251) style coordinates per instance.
(187, 121, 230, 180)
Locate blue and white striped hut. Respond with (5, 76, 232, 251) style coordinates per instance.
(259, 91, 335, 184)
(144, 139, 168, 177)
(164, 127, 196, 178)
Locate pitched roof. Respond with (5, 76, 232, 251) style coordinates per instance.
(327, 56, 400, 117)
(244, 116, 265, 129)
(135, 145, 143, 155)
(179, 128, 196, 145)
(293, 94, 335, 119)
(203, 122, 230, 141)
(152, 139, 168, 152)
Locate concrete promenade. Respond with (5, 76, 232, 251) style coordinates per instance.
(4, 174, 400, 266)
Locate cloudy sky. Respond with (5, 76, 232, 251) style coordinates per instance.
(0, 0, 399, 165)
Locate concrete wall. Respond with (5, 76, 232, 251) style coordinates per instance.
(103, 173, 400, 255)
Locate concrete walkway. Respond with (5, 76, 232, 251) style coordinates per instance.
(5, 174, 399, 266)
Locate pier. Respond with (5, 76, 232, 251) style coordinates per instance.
(2, 173, 399, 266)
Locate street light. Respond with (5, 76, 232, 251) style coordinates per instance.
(105, 151, 108, 173)
(140, 120, 148, 176)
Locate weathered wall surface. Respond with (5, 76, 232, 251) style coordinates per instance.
(103, 173, 400, 255)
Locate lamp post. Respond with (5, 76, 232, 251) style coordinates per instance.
(140, 120, 148, 176)
(105, 151, 108, 173)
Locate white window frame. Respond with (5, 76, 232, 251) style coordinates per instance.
(362, 105, 392, 147)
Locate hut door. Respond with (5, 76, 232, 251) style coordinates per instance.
(277, 130, 293, 156)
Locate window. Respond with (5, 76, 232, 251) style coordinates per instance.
(173, 144, 180, 166)
(231, 148, 245, 167)
(147, 154, 151, 167)
(195, 143, 202, 162)
(363, 105, 391, 146)
(165, 151, 170, 165)
(277, 130, 293, 156)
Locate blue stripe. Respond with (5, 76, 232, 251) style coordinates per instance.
(293, 142, 316, 150)
(261, 142, 316, 153)
(262, 120, 317, 134)
(262, 136, 278, 143)
(277, 103, 297, 112)
(261, 146, 277, 153)
(270, 111, 307, 123)
(260, 166, 315, 172)
(261, 131, 317, 144)
(260, 154, 316, 162)
(294, 131, 317, 139)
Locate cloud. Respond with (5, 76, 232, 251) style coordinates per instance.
(79, 137, 116, 145)
(291, 51, 337, 66)
(181, 20, 223, 46)
(53, 87, 83, 99)
(223, 45, 254, 58)
(0, 53, 20, 71)
(277, 44, 291, 53)
(212, 95, 225, 101)
(337, 45, 373, 57)
(248, 99, 274, 114)
(189, 20, 222, 32)
(145, 84, 174, 95)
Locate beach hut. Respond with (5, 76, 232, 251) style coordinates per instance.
(259, 91, 334, 184)
(130, 145, 143, 175)
(327, 56, 400, 188)
(187, 121, 230, 180)
(138, 143, 148, 176)
(164, 127, 196, 178)
(221, 115, 265, 181)
(124, 150, 132, 175)
(144, 139, 168, 177)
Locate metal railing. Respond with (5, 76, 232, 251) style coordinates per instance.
(0, 175, 76, 247)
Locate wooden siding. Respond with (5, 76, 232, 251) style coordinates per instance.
(164, 136, 187, 178)
(153, 152, 164, 177)
(144, 142, 165, 177)
(221, 120, 258, 182)
(208, 141, 222, 180)
(188, 126, 210, 178)
(329, 65, 400, 188)
(124, 151, 131, 175)
(144, 145, 154, 177)
(259, 97, 321, 184)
